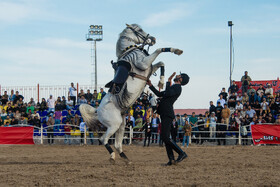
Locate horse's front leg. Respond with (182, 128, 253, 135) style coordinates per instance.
(152, 61, 165, 89)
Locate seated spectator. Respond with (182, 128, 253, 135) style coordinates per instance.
(246, 105, 256, 119)
(55, 96, 64, 111)
(218, 88, 228, 101)
(1, 91, 9, 105)
(217, 95, 226, 108)
(275, 115, 280, 124)
(4, 102, 14, 113)
(247, 85, 256, 96)
(228, 92, 237, 108)
(14, 109, 21, 120)
(39, 98, 48, 111)
(28, 98, 36, 107)
(33, 115, 41, 127)
(18, 115, 27, 124)
(73, 114, 81, 127)
(79, 95, 87, 105)
(253, 100, 261, 116)
(236, 92, 243, 103)
(256, 84, 265, 96)
(241, 92, 249, 104)
(66, 109, 73, 122)
(78, 89, 85, 100)
(228, 80, 239, 93)
(85, 89, 93, 102)
(260, 98, 269, 115)
(26, 103, 35, 114)
(66, 96, 74, 110)
(265, 84, 273, 99)
(92, 90, 98, 103)
(257, 116, 266, 124)
(13, 91, 24, 105)
(1, 109, 7, 121)
(235, 101, 243, 110)
(97, 88, 106, 103)
(249, 92, 257, 105)
(0, 118, 3, 126)
(3, 121, 11, 127)
(269, 99, 278, 116)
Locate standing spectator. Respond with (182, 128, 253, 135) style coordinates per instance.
(85, 89, 93, 103)
(73, 114, 81, 127)
(209, 101, 216, 114)
(217, 95, 226, 107)
(151, 113, 160, 144)
(33, 116, 41, 128)
(189, 112, 198, 144)
(53, 110, 62, 131)
(241, 71, 252, 94)
(64, 121, 72, 145)
(260, 98, 269, 115)
(241, 114, 250, 145)
(171, 119, 178, 142)
(229, 113, 239, 145)
(46, 115, 55, 144)
(68, 82, 77, 106)
(221, 104, 231, 129)
(176, 114, 184, 143)
(47, 95, 55, 115)
(97, 88, 106, 103)
(61, 96, 67, 110)
(142, 119, 152, 147)
(218, 88, 228, 101)
(182, 120, 191, 148)
(79, 120, 86, 145)
(228, 80, 239, 93)
(18, 116, 27, 125)
(78, 89, 85, 101)
(217, 119, 227, 145)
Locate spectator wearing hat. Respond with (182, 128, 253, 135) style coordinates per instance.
(241, 71, 252, 94)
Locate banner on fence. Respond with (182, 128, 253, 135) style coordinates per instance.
(251, 124, 280, 145)
(0, 127, 34, 144)
(235, 78, 280, 94)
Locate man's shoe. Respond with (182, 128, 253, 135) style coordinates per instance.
(164, 160, 175, 166)
(176, 152, 188, 163)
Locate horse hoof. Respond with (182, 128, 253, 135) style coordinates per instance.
(174, 49, 183, 55)
(109, 158, 116, 164)
(109, 152, 115, 164)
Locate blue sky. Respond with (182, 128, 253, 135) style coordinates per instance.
(0, 0, 279, 109)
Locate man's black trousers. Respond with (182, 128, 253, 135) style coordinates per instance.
(160, 116, 184, 161)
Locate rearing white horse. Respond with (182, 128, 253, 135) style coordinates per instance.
(80, 24, 183, 163)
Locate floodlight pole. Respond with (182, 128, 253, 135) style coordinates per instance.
(94, 40, 97, 91)
(228, 21, 233, 87)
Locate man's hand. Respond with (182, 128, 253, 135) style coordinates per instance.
(168, 72, 176, 82)
(147, 79, 152, 87)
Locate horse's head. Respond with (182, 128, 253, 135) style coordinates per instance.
(125, 24, 156, 46)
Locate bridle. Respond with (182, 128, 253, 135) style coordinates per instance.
(126, 25, 152, 48)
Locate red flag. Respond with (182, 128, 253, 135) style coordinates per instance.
(0, 127, 34, 144)
(251, 124, 280, 145)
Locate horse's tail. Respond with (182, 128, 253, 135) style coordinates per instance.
(79, 104, 100, 130)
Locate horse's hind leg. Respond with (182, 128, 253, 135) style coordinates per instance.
(114, 116, 130, 163)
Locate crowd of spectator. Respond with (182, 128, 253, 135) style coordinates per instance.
(1, 74, 280, 146)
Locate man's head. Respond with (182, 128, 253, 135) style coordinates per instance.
(71, 82, 74, 87)
(100, 88, 104, 92)
(87, 89, 90, 93)
(174, 73, 189, 86)
(192, 112, 195, 117)
(210, 101, 213, 106)
(245, 71, 248, 75)
(224, 104, 228, 108)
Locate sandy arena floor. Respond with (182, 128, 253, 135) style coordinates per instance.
(0, 144, 279, 186)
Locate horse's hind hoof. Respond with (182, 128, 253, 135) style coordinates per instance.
(109, 158, 116, 164)
(109, 152, 116, 164)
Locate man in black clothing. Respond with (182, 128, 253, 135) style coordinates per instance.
(209, 101, 216, 115)
(147, 72, 189, 166)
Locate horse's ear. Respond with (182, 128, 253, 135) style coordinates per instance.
(126, 24, 131, 28)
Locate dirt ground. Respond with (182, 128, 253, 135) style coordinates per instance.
(0, 145, 279, 187)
